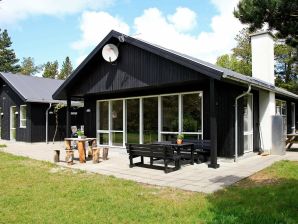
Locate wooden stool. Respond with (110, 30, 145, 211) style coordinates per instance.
(65, 149, 74, 165)
(92, 147, 100, 164)
(88, 146, 93, 159)
(53, 150, 60, 163)
(102, 147, 109, 160)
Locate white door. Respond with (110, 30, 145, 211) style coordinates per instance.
(243, 95, 253, 153)
(10, 106, 16, 140)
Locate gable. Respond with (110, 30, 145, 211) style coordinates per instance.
(61, 37, 210, 98)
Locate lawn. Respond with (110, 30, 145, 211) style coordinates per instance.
(0, 152, 297, 224)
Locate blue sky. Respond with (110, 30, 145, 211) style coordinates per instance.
(0, 0, 244, 71)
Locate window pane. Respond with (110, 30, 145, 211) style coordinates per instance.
(143, 97, 158, 143)
(112, 132, 123, 146)
(243, 95, 253, 132)
(127, 99, 139, 144)
(183, 93, 202, 132)
(161, 134, 177, 142)
(111, 100, 123, 130)
(98, 133, 109, 145)
(183, 134, 201, 140)
(244, 134, 253, 152)
(99, 101, 109, 130)
(162, 95, 178, 132)
(21, 106, 26, 119)
(21, 120, 26, 127)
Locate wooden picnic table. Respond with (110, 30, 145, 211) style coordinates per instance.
(152, 142, 195, 165)
(286, 134, 298, 149)
(64, 138, 96, 163)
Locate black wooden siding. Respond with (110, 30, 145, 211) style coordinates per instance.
(0, 82, 30, 141)
(68, 38, 208, 98)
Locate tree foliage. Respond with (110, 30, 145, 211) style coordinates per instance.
(20, 57, 42, 75)
(0, 29, 20, 73)
(43, 61, 59, 79)
(58, 56, 73, 80)
(234, 0, 298, 48)
(216, 28, 298, 94)
(216, 28, 252, 76)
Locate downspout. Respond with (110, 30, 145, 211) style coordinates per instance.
(235, 85, 251, 162)
(46, 103, 52, 144)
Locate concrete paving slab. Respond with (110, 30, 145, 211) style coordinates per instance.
(1, 140, 298, 193)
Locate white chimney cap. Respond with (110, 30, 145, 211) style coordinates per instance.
(250, 31, 275, 39)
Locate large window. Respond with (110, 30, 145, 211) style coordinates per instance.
(20, 105, 27, 128)
(96, 91, 203, 147)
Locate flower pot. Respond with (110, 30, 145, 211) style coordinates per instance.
(176, 139, 183, 144)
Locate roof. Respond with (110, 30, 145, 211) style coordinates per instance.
(0, 72, 65, 103)
(53, 30, 298, 100)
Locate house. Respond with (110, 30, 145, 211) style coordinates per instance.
(53, 30, 298, 167)
(0, 73, 84, 143)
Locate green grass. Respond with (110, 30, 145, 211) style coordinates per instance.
(0, 152, 298, 224)
(0, 144, 7, 148)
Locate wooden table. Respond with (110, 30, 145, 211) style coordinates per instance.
(286, 134, 298, 149)
(152, 142, 195, 165)
(64, 138, 96, 163)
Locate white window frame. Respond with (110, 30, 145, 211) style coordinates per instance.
(20, 105, 27, 128)
(96, 91, 203, 147)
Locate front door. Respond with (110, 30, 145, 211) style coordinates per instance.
(10, 106, 16, 140)
(243, 95, 253, 153)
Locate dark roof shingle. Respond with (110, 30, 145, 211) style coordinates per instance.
(0, 72, 64, 103)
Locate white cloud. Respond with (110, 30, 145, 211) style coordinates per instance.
(71, 11, 130, 50)
(167, 7, 197, 32)
(0, 0, 113, 25)
(134, 1, 244, 63)
(73, 1, 244, 64)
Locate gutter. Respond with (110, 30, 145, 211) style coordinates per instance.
(223, 74, 298, 100)
(46, 103, 52, 144)
(235, 85, 251, 162)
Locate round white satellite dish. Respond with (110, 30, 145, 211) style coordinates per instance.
(102, 44, 119, 62)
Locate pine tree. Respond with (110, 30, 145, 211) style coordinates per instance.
(0, 29, 20, 73)
(58, 56, 73, 80)
(234, 0, 298, 48)
(20, 57, 42, 75)
(43, 60, 59, 79)
(216, 29, 298, 94)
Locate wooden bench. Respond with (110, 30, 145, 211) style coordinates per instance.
(126, 144, 181, 173)
(183, 139, 210, 163)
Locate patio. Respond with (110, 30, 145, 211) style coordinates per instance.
(1, 140, 298, 193)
